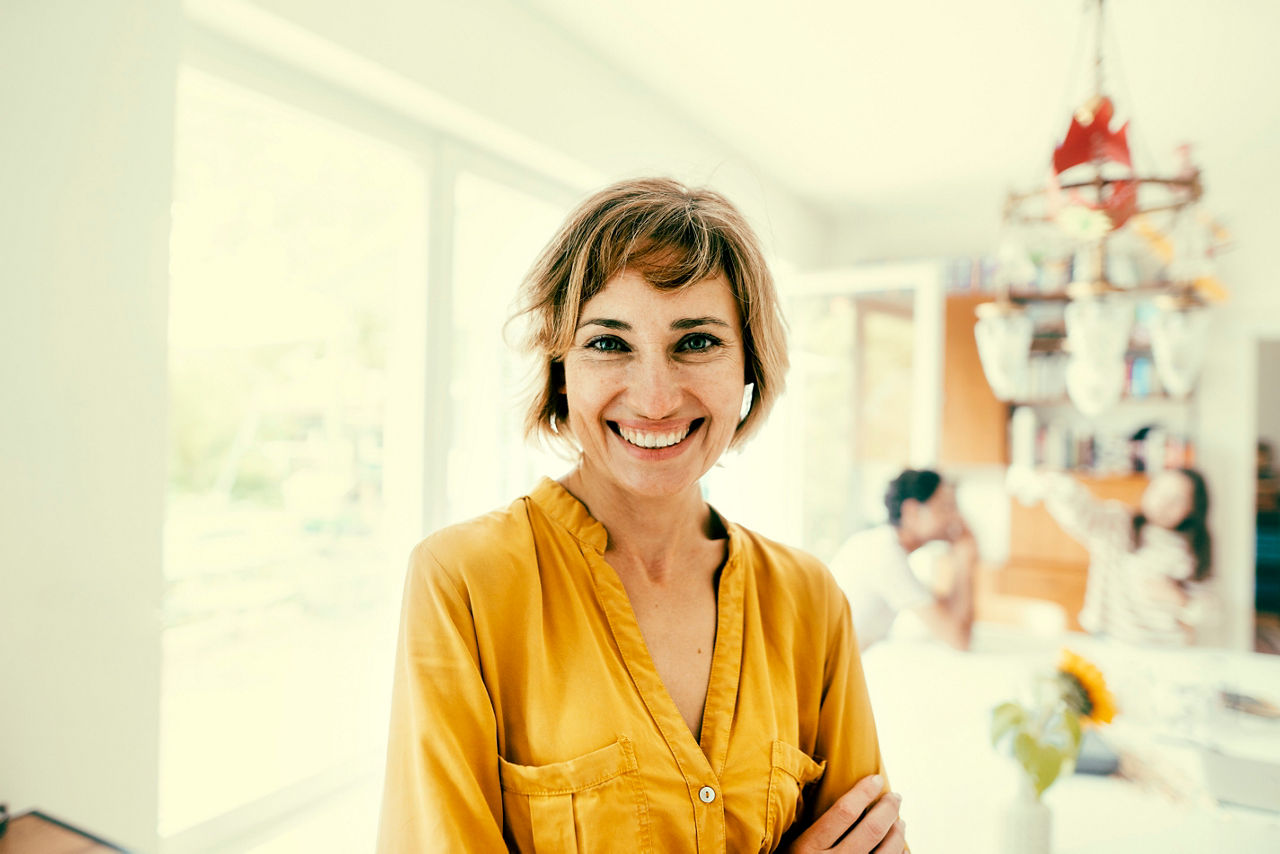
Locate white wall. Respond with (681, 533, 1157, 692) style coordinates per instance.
(0, 1, 179, 850)
(1196, 215, 1280, 649)
(825, 187, 1006, 266)
(1168, 40, 1280, 646)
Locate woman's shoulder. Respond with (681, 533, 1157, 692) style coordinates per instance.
(730, 523, 841, 599)
(410, 496, 540, 587)
(733, 522, 824, 568)
(729, 524, 850, 653)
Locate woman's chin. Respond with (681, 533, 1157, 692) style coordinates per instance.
(577, 432, 724, 500)
(586, 455, 712, 502)
(614, 470, 704, 501)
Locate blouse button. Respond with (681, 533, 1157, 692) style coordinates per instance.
(698, 785, 716, 804)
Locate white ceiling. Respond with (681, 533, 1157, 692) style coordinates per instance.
(526, 0, 1280, 219)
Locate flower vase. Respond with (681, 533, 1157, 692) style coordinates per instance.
(999, 776, 1051, 854)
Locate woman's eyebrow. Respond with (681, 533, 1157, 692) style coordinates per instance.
(577, 318, 630, 331)
(671, 316, 731, 331)
(576, 316, 732, 332)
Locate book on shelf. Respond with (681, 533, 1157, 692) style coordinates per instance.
(1012, 350, 1175, 404)
(1007, 407, 1195, 475)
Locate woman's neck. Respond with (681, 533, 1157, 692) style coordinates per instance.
(559, 465, 718, 584)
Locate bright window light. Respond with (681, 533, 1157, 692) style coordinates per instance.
(161, 66, 427, 838)
(445, 170, 570, 523)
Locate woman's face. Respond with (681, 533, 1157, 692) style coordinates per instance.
(1141, 470, 1194, 529)
(561, 269, 747, 500)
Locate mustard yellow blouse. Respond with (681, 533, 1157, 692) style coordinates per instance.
(376, 478, 888, 853)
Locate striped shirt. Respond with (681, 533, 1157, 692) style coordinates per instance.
(1044, 475, 1206, 646)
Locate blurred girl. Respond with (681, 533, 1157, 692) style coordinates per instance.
(1009, 467, 1212, 645)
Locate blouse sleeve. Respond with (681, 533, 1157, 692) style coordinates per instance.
(801, 588, 890, 825)
(375, 543, 506, 853)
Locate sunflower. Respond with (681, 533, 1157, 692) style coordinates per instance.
(1056, 648, 1116, 725)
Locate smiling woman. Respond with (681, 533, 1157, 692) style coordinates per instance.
(376, 178, 906, 853)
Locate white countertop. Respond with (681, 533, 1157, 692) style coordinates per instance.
(861, 625, 1280, 853)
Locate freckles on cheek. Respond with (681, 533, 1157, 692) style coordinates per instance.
(563, 363, 615, 412)
(702, 361, 747, 397)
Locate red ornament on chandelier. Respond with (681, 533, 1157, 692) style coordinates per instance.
(1050, 95, 1137, 230)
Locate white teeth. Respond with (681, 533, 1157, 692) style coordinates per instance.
(618, 424, 692, 449)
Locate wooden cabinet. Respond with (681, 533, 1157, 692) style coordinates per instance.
(1009, 473, 1148, 561)
(939, 293, 1008, 465)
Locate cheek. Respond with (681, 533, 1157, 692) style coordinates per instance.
(562, 362, 614, 410)
(562, 365, 653, 445)
(710, 381, 746, 414)
(698, 362, 747, 406)
(1150, 493, 1186, 524)
(1172, 494, 1193, 524)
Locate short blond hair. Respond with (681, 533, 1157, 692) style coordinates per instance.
(513, 177, 788, 450)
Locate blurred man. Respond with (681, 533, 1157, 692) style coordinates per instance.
(829, 469, 977, 651)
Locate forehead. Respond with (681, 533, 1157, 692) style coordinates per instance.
(579, 269, 740, 327)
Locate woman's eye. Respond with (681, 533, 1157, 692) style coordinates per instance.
(585, 336, 627, 352)
(679, 333, 722, 352)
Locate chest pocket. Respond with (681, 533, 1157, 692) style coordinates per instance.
(761, 739, 827, 852)
(498, 736, 653, 853)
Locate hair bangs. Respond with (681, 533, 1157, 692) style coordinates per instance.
(625, 208, 726, 291)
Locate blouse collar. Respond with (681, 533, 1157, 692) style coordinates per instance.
(528, 476, 741, 563)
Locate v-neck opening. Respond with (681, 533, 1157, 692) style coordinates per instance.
(529, 477, 747, 774)
(585, 529, 745, 777)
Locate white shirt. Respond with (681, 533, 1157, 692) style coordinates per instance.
(828, 525, 934, 650)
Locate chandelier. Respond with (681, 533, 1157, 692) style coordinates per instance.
(975, 0, 1227, 417)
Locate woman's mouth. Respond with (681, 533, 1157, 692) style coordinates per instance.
(610, 419, 703, 449)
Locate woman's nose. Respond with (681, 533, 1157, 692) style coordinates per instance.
(628, 356, 682, 419)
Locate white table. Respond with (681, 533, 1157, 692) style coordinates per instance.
(861, 626, 1280, 853)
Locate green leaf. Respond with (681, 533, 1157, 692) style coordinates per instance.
(1014, 732, 1067, 798)
(991, 702, 1026, 747)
